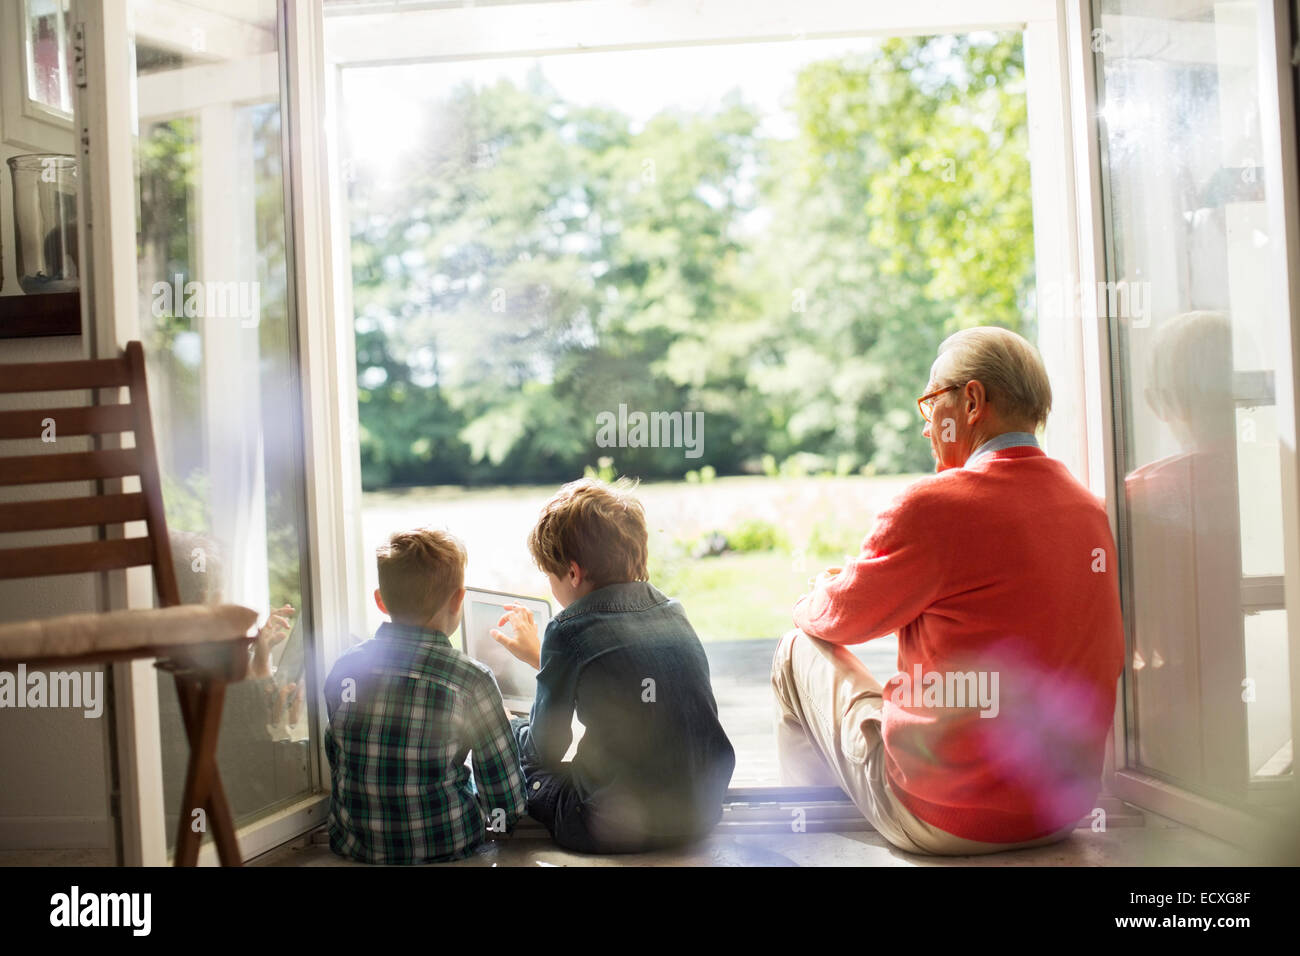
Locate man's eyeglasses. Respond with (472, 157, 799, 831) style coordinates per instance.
(917, 384, 960, 423)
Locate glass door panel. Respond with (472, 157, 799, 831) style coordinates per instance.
(1095, 0, 1294, 803)
(128, 0, 316, 844)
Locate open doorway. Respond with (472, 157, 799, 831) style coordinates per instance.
(332, 27, 1036, 786)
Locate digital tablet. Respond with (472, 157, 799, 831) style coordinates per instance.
(460, 587, 552, 712)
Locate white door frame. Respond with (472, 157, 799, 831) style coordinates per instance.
(315, 0, 1105, 781)
(73, 0, 169, 868)
(87, 0, 1300, 861)
(316, 0, 1300, 843)
(279, 0, 362, 856)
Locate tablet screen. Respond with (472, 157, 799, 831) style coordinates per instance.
(461, 590, 551, 705)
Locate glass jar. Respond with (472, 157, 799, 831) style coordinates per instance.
(7, 153, 78, 294)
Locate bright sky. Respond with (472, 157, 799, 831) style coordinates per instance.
(341, 35, 884, 175)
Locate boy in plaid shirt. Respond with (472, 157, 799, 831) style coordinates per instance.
(324, 529, 527, 863)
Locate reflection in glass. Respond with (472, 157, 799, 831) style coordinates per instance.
(129, 0, 314, 843)
(1124, 311, 1241, 786)
(1098, 0, 1293, 800)
(1245, 610, 1292, 777)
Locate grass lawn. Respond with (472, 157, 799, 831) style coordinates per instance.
(654, 551, 810, 643)
(361, 473, 922, 641)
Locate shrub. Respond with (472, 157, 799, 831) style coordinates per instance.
(779, 452, 834, 477)
(726, 518, 787, 553)
(583, 456, 617, 483)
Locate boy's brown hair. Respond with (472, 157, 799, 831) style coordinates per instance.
(376, 528, 466, 624)
(527, 478, 649, 588)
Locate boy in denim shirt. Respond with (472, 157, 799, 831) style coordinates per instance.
(493, 478, 736, 852)
(325, 529, 527, 863)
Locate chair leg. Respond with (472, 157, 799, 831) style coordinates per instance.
(181, 681, 242, 867)
(206, 769, 242, 866)
(173, 674, 241, 866)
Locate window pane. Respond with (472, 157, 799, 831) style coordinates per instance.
(24, 0, 72, 115)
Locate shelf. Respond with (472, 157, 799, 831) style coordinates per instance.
(0, 291, 81, 338)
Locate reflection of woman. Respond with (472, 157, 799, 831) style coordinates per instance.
(1124, 311, 1241, 785)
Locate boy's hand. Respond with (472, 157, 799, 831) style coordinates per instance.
(287, 681, 304, 726)
(251, 604, 295, 678)
(491, 604, 541, 670)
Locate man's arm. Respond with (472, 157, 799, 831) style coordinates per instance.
(793, 489, 945, 644)
(514, 625, 578, 769)
(468, 674, 527, 831)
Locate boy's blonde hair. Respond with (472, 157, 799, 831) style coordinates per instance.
(376, 528, 466, 624)
(528, 478, 648, 588)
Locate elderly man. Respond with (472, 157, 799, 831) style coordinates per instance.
(772, 326, 1124, 854)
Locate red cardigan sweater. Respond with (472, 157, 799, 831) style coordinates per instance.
(793, 446, 1124, 843)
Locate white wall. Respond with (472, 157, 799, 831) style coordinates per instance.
(0, 118, 113, 852)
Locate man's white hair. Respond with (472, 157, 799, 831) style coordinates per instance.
(934, 326, 1053, 429)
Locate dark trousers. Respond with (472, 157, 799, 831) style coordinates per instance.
(524, 766, 607, 853)
(524, 764, 712, 855)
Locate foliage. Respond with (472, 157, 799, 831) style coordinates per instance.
(582, 456, 618, 483)
(348, 35, 1034, 488)
(724, 518, 788, 554)
(161, 469, 211, 535)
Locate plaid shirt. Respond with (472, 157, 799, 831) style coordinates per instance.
(324, 622, 527, 863)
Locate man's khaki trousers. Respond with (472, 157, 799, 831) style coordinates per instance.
(771, 629, 1077, 855)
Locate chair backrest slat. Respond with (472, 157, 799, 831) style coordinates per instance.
(0, 536, 155, 579)
(0, 356, 131, 393)
(0, 342, 180, 605)
(0, 403, 135, 440)
(0, 492, 149, 532)
(0, 448, 140, 487)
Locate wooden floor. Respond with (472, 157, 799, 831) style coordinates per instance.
(0, 798, 1274, 866)
(251, 806, 1258, 867)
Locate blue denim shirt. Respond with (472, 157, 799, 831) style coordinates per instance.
(513, 581, 736, 840)
(965, 431, 1040, 467)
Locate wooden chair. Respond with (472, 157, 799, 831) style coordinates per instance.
(0, 341, 257, 866)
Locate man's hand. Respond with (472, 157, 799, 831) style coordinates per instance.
(809, 566, 843, 592)
(492, 603, 541, 670)
(798, 565, 851, 607)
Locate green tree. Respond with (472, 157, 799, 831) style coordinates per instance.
(347, 34, 1034, 486)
